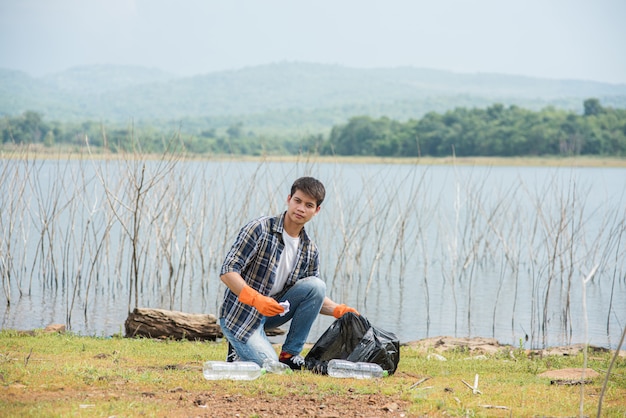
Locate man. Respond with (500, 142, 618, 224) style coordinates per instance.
(219, 176, 358, 370)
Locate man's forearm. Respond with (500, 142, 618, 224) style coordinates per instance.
(220, 272, 247, 295)
(319, 297, 338, 316)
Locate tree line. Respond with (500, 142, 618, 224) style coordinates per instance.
(317, 98, 626, 157)
(2, 99, 625, 157)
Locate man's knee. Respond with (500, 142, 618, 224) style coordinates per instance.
(300, 276, 326, 298)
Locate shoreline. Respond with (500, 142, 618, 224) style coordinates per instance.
(18, 326, 626, 356)
(1, 145, 625, 167)
(402, 336, 626, 357)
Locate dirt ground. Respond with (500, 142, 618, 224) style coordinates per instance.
(6, 375, 412, 418)
(189, 391, 408, 418)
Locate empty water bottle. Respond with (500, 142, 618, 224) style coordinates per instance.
(327, 359, 388, 379)
(203, 361, 264, 380)
(262, 358, 293, 375)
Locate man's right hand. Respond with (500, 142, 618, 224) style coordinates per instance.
(238, 285, 285, 317)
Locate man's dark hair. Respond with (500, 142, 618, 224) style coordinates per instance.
(291, 177, 326, 207)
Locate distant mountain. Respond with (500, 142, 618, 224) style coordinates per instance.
(41, 64, 176, 95)
(0, 68, 64, 112)
(1, 62, 625, 133)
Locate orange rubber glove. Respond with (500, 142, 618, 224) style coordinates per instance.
(238, 285, 285, 317)
(333, 304, 359, 319)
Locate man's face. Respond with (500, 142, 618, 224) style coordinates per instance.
(286, 189, 320, 227)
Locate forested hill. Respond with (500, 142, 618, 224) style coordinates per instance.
(1, 62, 625, 132)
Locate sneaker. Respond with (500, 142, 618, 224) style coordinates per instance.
(279, 353, 306, 371)
(226, 342, 239, 363)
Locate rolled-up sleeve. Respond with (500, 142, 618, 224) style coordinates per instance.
(220, 220, 260, 276)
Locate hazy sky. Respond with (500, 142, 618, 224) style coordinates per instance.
(1, 0, 625, 84)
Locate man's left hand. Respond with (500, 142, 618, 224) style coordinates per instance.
(333, 304, 359, 318)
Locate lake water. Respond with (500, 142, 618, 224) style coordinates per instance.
(1, 157, 625, 349)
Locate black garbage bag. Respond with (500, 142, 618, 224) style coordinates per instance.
(304, 313, 400, 375)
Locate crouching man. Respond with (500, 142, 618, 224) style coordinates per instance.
(219, 176, 358, 370)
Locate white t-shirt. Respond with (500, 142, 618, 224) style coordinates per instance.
(270, 230, 300, 296)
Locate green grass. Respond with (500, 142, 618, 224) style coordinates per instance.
(0, 330, 625, 417)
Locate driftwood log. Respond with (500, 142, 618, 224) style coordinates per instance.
(125, 308, 223, 341)
(125, 307, 285, 341)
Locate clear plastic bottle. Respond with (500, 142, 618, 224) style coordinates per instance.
(327, 359, 388, 379)
(262, 358, 293, 374)
(202, 361, 264, 380)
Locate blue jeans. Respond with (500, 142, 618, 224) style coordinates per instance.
(220, 276, 326, 366)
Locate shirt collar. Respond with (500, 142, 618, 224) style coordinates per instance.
(274, 211, 308, 241)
